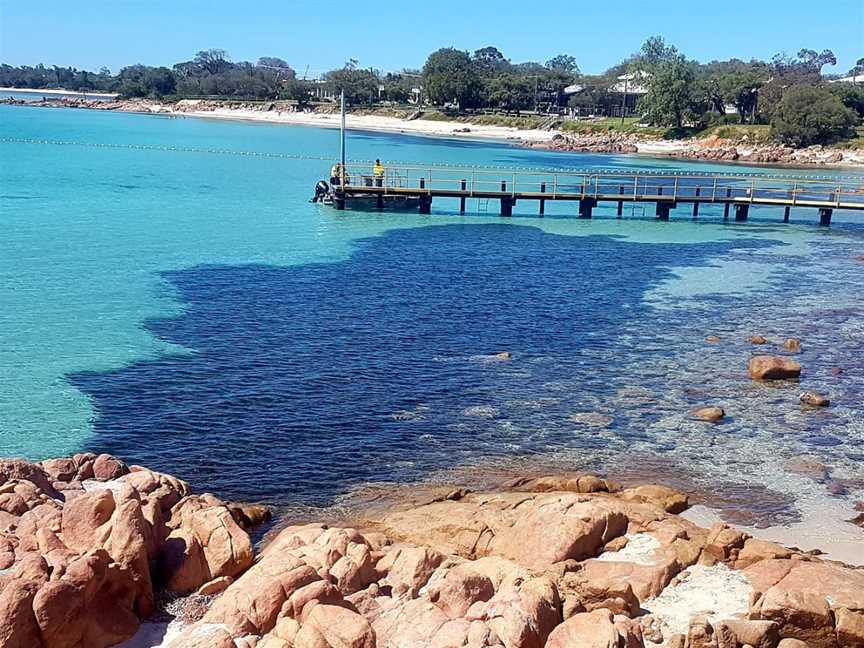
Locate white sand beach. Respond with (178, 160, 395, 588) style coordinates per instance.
(179, 103, 557, 143)
(0, 86, 119, 98)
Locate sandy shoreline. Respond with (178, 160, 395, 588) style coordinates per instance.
(0, 86, 118, 98)
(182, 105, 556, 143)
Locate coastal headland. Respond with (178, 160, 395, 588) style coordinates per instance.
(3, 94, 863, 168)
(1, 453, 862, 648)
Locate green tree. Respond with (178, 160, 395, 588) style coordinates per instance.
(257, 57, 292, 71)
(829, 83, 864, 118)
(473, 47, 509, 77)
(325, 66, 380, 104)
(422, 48, 482, 109)
(771, 85, 858, 146)
(545, 54, 580, 74)
(380, 72, 414, 103)
(486, 74, 534, 113)
(278, 78, 311, 103)
(636, 36, 679, 71)
(639, 55, 697, 128)
(193, 49, 231, 75)
(116, 65, 176, 98)
(796, 48, 837, 73)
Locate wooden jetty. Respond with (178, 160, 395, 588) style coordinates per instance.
(330, 164, 864, 226)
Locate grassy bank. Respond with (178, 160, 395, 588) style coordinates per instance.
(418, 111, 545, 130)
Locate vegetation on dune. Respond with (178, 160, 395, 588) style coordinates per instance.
(770, 85, 858, 147)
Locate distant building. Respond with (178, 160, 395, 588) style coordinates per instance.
(564, 71, 650, 117)
(311, 79, 337, 102)
(829, 74, 864, 84)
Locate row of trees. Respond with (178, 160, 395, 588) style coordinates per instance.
(0, 51, 303, 101)
(621, 38, 862, 145)
(3, 44, 862, 146)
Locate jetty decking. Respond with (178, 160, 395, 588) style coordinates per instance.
(331, 164, 864, 225)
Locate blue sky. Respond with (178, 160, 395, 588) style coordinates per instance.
(1, 0, 862, 76)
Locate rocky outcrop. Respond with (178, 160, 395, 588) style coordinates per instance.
(3, 457, 863, 648)
(524, 131, 859, 166)
(536, 132, 640, 154)
(747, 560, 864, 647)
(0, 455, 261, 647)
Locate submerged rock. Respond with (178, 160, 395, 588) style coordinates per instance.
(748, 355, 801, 381)
(690, 406, 725, 422)
(800, 391, 830, 407)
(783, 337, 802, 352)
(750, 335, 769, 345)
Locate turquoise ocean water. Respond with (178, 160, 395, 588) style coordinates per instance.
(2, 105, 864, 541)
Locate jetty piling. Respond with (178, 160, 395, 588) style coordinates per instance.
(331, 163, 864, 226)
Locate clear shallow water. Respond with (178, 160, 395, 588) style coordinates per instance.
(2, 105, 864, 530)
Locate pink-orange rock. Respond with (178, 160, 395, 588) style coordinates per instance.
(33, 550, 140, 648)
(0, 460, 59, 499)
(302, 604, 376, 648)
(372, 598, 451, 647)
(471, 575, 560, 647)
(545, 608, 620, 648)
(39, 458, 78, 483)
(702, 524, 747, 563)
(734, 538, 793, 569)
(60, 489, 116, 552)
(166, 622, 237, 648)
(195, 575, 234, 596)
(0, 579, 44, 648)
(561, 576, 641, 618)
(784, 338, 802, 352)
(748, 355, 801, 380)
(91, 454, 129, 480)
(158, 496, 253, 594)
(578, 557, 679, 601)
(203, 554, 320, 635)
(835, 608, 864, 648)
(158, 527, 214, 594)
(379, 546, 445, 597)
(123, 469, 189, 513)
(103, 491, 156, 617)
(690, 406, 725, 422)
(715, 618, 779, 648)
(752, 561, 864, 648)
(427, 564, 495, 618)
(776, 640, 810, 648)
(510, 474, 614, 494)
(620, 484, 689, 514)
(286, 580, 344, 620)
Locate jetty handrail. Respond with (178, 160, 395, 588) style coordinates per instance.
(343, 162, 864, 192)
(340, 163, 864, 211)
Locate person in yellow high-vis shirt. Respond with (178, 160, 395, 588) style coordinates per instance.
(373, 159, 385, 187)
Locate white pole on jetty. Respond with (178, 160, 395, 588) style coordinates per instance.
(340, 90, 346, 184)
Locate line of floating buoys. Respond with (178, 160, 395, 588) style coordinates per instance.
(1, 138, 861, 183)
